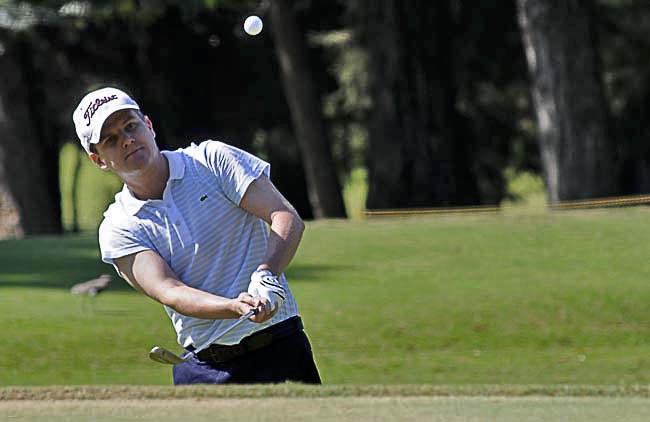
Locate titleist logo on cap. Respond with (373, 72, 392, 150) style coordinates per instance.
(84, 94, 118, 126)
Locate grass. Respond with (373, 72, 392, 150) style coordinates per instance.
(4, 385, 650, 421)
(3, 207, 650, 386)
(6, 384, 650, 400)
(298, 209, 650, 384)
(7, 396, 650, 422)
(22, 135, 649, 420)
(5, 385, 650, 421)
(17, 148, 650, 391)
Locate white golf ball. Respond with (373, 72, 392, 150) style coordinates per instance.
(244, 15, 263, 36)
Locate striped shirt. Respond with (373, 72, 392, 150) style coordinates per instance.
(98, 140, 298, 348)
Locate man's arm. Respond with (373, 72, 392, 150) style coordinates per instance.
(114, 250, 272, 321)
(239, 174, 305, 275)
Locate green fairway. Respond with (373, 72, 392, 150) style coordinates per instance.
(2, 208, 650, 385)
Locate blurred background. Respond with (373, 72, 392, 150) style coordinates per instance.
(2, 0, 650, 236)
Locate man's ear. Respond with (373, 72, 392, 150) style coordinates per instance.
(89, 152, 109, 171)
(144, 115, 156, 138)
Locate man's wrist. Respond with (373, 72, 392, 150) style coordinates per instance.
(256, 264, 273, 273)
(226, 298, 240, 315)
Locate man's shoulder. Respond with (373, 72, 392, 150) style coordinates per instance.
(172, 140, 227, 155)
(100, 192, 140, 231)
(166, 140, 219, 167)
(171, 140, 245, 175)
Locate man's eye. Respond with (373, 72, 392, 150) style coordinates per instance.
(126, 122, 137, 130)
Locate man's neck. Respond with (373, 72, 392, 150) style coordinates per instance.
(124, 153, 169, 201)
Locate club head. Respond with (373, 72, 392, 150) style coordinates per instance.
(148, 309, 258, 365)
(148, 346, 189, 365)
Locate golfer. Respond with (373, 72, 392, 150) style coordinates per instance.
(72, 87, 321, 384)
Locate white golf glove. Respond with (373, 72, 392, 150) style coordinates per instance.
(248, 269, 286, 313)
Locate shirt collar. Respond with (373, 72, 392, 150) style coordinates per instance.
(162, 149, 186, 181)
(119, 149, 186, 215)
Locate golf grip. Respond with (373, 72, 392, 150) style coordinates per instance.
(191, 308, 258, 355)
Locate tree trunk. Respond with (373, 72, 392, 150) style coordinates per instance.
(268, 0, 347, 218)
(0, 184, 22, 239)
(0, 37, 62, 236)
(517, 0, 616, 203)
(70, 146, 83, 233)
(352, 0, 479, 209)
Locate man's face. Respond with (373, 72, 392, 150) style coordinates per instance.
(90, 110, 158, 175)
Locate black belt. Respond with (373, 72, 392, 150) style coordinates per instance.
(192, 316, 303, 364)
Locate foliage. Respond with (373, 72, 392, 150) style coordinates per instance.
(501, 168, 547, 209)
(452, 0, 538, 202)
(4, 0, 650, 230)
(342, 167, 368, 219)
(59, 143, 122, 232)
(318, 30, 371, 174)
(597, 0, 650, 193)
(1, 0, 323, 224)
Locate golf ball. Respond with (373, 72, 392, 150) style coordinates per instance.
(244, 15, 263, 36)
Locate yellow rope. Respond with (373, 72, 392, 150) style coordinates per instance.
(363, 194, 650, 216)
(548, 194, 650, 210)
(363, 205, 501, 216)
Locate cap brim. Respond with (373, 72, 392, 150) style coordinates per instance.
(88, 104, 141, 146)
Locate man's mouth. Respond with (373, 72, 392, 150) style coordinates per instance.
(125, 147, 143, 159)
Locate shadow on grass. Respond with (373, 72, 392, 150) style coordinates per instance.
(0, 233, 345, 290)
(286, 264, 352, 283)
(0, 233, 133, 292)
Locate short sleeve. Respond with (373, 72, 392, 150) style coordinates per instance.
(98, 217, 154, 265)
(200, 141, 270, 205)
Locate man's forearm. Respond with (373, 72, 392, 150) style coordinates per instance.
(257, 210, 305, 275)
(160, 283, 242, 319)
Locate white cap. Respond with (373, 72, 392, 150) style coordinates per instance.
(72, 87, 140, 153)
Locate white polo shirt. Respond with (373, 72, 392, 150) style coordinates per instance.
(98, 140, 298, 348)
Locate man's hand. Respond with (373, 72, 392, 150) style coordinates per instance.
(248, 269, 286, 316)
(233, 292, 275, 323)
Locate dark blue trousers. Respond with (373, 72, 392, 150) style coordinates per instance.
(172, 330, 321, 384)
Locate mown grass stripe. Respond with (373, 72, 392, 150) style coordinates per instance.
(4, 384, 650, 400)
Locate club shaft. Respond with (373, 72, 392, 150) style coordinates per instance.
(191, 309, 257, 355)
(149, 309, 257, 364)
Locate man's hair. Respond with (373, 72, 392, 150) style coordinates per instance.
(88, 110, 146, 154)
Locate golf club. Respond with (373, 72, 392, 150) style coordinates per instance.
(148, 309, 258, 364)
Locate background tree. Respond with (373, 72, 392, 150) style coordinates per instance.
(597, 1, 650, 195)
(517, 0, 616, 203)
(0, 23, 73, 235)
(0, 0, 326, 232)
(5, 0, 650, 239)
(346, 0, 480, 209)
(453, 0, 537, 204)
(268, 0, 346, 218)
(323, 0, 535, 208)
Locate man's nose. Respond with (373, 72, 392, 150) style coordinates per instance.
(119, 131, 135, 147)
